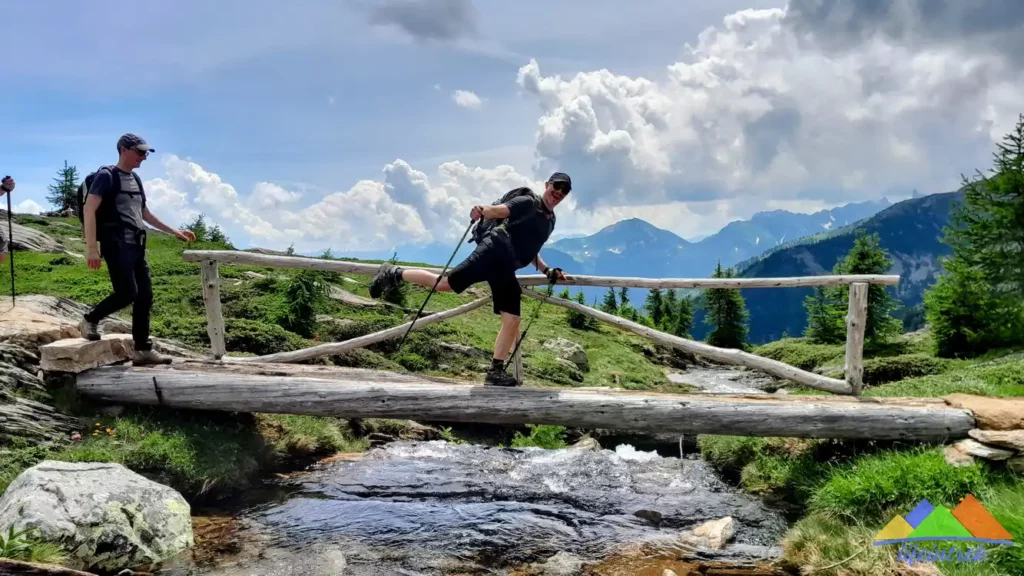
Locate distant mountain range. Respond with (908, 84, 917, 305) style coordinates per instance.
(690, 190, 962, 344)
(319, 192, 965, 347)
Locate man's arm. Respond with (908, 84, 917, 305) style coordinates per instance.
(142, 207, 197, 242)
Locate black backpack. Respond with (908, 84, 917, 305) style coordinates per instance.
(76, 166, 143, 227)
(470, 187, 542, 244)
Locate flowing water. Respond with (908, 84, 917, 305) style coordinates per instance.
(161, 440, 788, 575)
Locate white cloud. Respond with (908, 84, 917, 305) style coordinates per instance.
(13, 199, 43, 214)
(452, 89, 483, 109)
(516, 3, 1024, 211)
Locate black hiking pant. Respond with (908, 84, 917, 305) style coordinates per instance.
(84, 231, 154, 351)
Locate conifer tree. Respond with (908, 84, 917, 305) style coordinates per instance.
(663, 289, 679, 332)
(703, 261, 749, 349)
(618, 287, 630, 309)
(834, 231, 902, 343)
(645, 288, 665, 328)
(673, 293, 694, 338)
(803, 286, 845, 344)
(945, 113, 1024, 298)
(47, 160, 80, 213)
(600, 288, 618, 314)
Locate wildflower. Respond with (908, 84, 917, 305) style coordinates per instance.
(71, 432, 82, 441)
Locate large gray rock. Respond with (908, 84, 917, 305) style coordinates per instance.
(0, 212, 61, 252)
(0, 461, 194, 572)
(542, 338, 589, 372)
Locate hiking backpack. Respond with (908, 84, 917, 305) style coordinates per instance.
(469, 187, 542, 244)
(76, 166, 143, 228)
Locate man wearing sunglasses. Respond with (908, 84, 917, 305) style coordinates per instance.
(79, 133, 196, 365)
(369, 172, 571, 387)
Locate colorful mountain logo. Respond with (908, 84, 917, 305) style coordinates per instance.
(874, 494, 1014, 546)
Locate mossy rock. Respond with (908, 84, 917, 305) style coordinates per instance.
(527, 354, 584, 385)
(817, 354, 952, 386)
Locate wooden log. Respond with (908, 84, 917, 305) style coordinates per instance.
(522, 289, 853, 394)
(515, 273, 901, 289)
(200, 260, 226, 359)
(183, 250, 444, 275)
(845, 282, 868, 396)
(182, 250, 900, 289)
(75, 363, 976, 440)
(230, 296, 491, 364)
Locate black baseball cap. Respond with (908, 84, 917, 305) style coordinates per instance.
(117, 133, 154, 153)
(548, 172, 571, 191)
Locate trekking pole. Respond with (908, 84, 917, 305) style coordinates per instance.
(394, 218, 477, 353)
(4, 176, 13, 307)
(502, 277, 558, 373)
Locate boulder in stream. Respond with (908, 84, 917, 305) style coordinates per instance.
(0, 461, 194, 572)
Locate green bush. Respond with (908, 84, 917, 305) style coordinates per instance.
(861, 354, 952, 386)
(394, 353, 430, 372)
(329, 348, 403, 371)
(225, 318, 306, 356)
(753, 339, 845, 371)
(510, 425, 568, 449)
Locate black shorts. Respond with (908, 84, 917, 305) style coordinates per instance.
(446, 235, 521, 316)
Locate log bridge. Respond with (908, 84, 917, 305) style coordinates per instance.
(56, 248, 984, 441)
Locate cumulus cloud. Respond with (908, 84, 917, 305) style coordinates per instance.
(13, 199, 43, 214)
(367, 0, 477, 42)
(516, 1, 1024, 212)
(452, 89, 483, 109)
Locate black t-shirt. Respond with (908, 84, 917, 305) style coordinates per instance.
(88, 167, 147, 234)
(498, 193, 556, 268)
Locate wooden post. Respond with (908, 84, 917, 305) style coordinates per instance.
(845, 282, 869, 396)
(200, 260, 226, 360)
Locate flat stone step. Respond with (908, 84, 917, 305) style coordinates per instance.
(40, 335, 135, 373)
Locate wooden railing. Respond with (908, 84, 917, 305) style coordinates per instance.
(182, 250, 899, 396)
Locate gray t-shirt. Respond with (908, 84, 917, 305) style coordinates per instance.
(88, 167, 147, 234)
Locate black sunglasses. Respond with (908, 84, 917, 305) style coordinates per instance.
(551, 181, 570, 193)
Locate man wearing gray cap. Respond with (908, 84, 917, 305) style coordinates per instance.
(80, 133, 196, 365)
(368, 172, 572, 387)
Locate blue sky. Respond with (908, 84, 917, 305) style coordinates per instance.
(4, 0, 1022, 254)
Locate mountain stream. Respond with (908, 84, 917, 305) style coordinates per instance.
(160, 438, 789, 575)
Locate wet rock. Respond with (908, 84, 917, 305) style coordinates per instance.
(967, 429, 1024, 452)
(634, 509, 663, 526)
(680, 517, 736, 550)
(954, 439, 1015, 461)
(571, 436, 601, 451)
(526, 551, 585, 576)
(543, 338, 589, 372)
(0, 461, 193, 572)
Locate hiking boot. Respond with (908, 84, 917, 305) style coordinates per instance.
(484, 368, 520, 387)
(80, 318, 101, 341)
(369, 263, 400, 299)
(132, 349, 173, 366)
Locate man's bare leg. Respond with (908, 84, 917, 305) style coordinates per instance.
(401, 269, 452, 292)
(493, 312, 521, 361)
